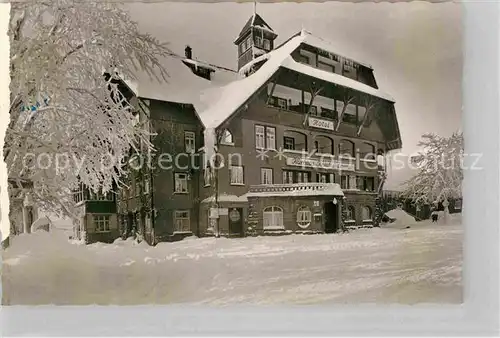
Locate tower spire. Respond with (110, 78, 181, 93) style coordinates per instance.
(253, 0, 257, 16)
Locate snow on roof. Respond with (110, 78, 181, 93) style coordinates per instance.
(300, 33, 373, 70)
(126, 54, 237, 105)
(196, 33, 304, 128)
(201, 193, 248, 204)
(197, 29, 394, 129)
(182, 58, 216, 72)
(281, 57, 395, 102)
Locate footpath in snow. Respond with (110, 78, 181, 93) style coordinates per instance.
(2, 216, 463, 305)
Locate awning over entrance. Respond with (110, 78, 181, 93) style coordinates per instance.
(247, 183, 344, 198)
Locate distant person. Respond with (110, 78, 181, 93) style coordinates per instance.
(431, 210, 438, 223)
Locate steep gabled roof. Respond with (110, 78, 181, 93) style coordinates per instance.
(197, 30, 395, 130)
(234, 13, 276, 44)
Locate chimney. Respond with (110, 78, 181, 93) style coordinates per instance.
(185, 45, 192, 59)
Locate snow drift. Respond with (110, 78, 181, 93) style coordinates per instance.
(382, 207, 418, 229)
(2, 218, 463, 305)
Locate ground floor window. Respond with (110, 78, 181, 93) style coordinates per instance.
(263, 206, 284, 230)
(174, 210, 191, 232)
(361, 206, 372, 221)
(297, 206, 312, 228)
(94, 215, 111, 232)
(346, 206, 356, 221)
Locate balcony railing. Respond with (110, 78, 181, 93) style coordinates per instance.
(248, 183, 344, 197)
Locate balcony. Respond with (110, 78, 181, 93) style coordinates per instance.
(247, 183, 344, 198)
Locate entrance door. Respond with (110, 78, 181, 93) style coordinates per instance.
(228, 208, 243, 237)
(324, 201, 338, 233)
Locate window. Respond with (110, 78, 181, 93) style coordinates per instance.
(357, 176, 375, 191)
(299, 55, 310, 64)
(266, 126, 276, 150)
(361, 206, 372, 221)
(185, 131, 196, 153)
(297, 206, 312, 228)
(338, 139, 355, 157)
(342, 104, 358, 124)
(316, 173, 335, 183)
(320, 108, 337, 120)
(318, 61, 334, 73)
(174, 173, 188, 193)
(263, 39, 270, 50)
(283, 170, 294, 184)
(315, 136, 334, 155)
(283, 136, 295, 150)
(221, 129, 234, 145)
(358, 142, 376, 160)
(346, 206, 356, 221)
(261, 168, 273, 185)
(340, 175, 356, 189)
(317, 173, 328, 183)
(255, 125, 276, 150)
(144, 180, 150, 194)
(263, 206, 284, 230)
(349, 175, 357, 190)
(283, 130, 307, 151)
(255, 36, 262, 47)
(230, 165, 244, 185)
(94, 215, 111, 232)
(283, 170, 310, 184)
(174, 210, 191, 232)
(277, 98, 287, 109)
(297, 171, 309, 183)
(255, 125, 265, 149)
(308, 105, 318, 116)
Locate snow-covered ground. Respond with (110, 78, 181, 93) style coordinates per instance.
(2, 216, 462, 305)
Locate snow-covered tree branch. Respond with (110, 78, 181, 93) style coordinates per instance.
(401, 132, 464, 222)
(5, 0, 172, 217)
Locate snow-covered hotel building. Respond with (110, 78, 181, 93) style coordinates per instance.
(75, 13, 402, 244)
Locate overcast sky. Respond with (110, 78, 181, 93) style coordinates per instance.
(126, 1, 462, 189)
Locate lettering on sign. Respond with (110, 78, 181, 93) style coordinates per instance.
(308, 117, 334, 131)
(286, 156, 355, 171)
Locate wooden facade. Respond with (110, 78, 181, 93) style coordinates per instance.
(75, 14, 401, 244)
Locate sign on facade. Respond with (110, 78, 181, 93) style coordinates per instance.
(308, 117, 335, 131)
(218, 208, 229, 216)
(286, 156, 355, 171)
